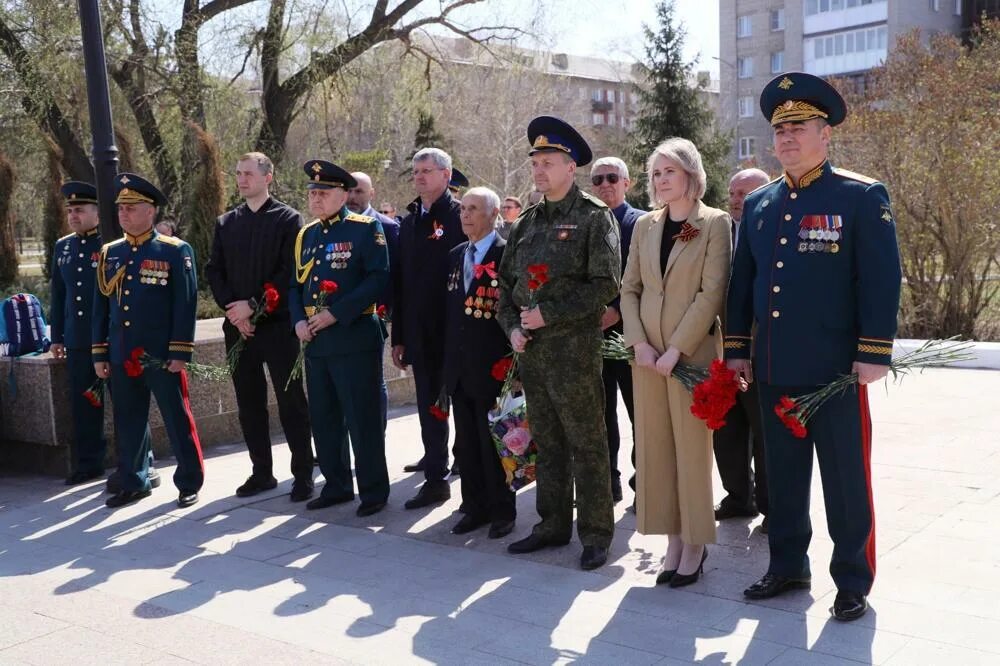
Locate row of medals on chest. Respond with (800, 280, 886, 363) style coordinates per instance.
(466, 280, 500, 319)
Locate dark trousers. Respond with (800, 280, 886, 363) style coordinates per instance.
(602, 356, 635, 489)
(225, 322, 313, 483)
(305, 350, 389, 506)
(758, 382, 876, 594)
(378, 342, 388, 432)
(410, 343, 450, 482)
(452, 382, 515, 522)
(66, 348, 107, 474)
(111, 365, 204, 494)
(712, 380, 768, 514)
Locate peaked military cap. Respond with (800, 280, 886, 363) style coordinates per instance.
(61, 181, 98, 205)
(449, 166, 469, 192)
(527, 115, 593, 167)
(115, 172, 167, 207)
(303, 159, 356, 190)
(760, 72, 847, 127)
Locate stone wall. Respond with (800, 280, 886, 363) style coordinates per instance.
(0, 318, 415, 475)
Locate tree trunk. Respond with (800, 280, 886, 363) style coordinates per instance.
(0, 152, 19, 289)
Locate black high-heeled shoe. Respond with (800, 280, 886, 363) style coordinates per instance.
(655, 567, 677, 585)
(668, 547, 708, 588)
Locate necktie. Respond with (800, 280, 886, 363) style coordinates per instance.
(463, 243, 476, 292)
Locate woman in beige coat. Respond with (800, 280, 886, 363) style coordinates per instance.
(620, 138, 732, 587)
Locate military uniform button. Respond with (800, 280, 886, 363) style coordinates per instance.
(123, 305, 130, 311)
(772, 310, 780, 318)
(132, 247, 138, 252)
(128, 260, 134, 265)
(124, 290, 130, 295)
(76, 296, 82, 301)
(790, 192, 798, 200)
(78, 267, 83, 272)
(124, 321, 131, 327)
(773, 286, 781, 293)
(313, 276, 319, 281)
(76, 281, 82, 286)
(776, 261, 784, 268)
(780, 238, 788, 245)
(77, 311, 83, 316)
(784, 214, 792, 221)
(78, 252, 84, 257)
(127, 275, 133, 280)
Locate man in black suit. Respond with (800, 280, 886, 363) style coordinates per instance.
(444, 187, 516, 538)
(348, 171, 400, 432)
(392, 148, 465, 508)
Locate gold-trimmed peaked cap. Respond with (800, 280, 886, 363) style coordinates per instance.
(760, 72, 847, 127)
(115, 172, 167, 207)
(303, 159, 357, 190)
(527, 115, 593, 166)
(60, 181, 98, 205)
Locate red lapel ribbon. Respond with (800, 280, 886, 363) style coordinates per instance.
(473, 261, 497, 279)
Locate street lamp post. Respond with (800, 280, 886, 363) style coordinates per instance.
(77, 0, 121, 240)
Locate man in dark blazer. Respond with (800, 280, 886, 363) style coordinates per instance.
(444, 187, 516, 539)
(590, 156, 645, 503)
(392, 148, 465, 508)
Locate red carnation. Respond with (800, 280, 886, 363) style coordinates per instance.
(429, 405, 449, 421)
(124, 358, 143, 378)
(130, 347, 144, 361)
(526, 263, 548, 277)
(528, 278, 540, 291)
(534, 271, 550, 285)
(320, 280, 338, 294)
(83, 389, 101, 407)
(491, 357, 514, 382)
(263, 283, 280, 313)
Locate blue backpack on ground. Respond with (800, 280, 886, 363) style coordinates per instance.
(0, 293, 51, 357)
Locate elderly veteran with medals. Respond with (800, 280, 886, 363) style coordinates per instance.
(497, 116, 621, 570)
(93, 174, 204, 509)
(725, 72, 902, 621)
(289, 160, 391, 518)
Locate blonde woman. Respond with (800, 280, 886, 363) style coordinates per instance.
(620, 138, 732, 587)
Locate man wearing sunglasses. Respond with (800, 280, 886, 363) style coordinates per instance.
(590, 156, 645, 504)
(496, 196, 522, 240)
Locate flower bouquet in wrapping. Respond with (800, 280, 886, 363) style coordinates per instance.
(774, 336, 975, 439)
(602, 331, 741, 430)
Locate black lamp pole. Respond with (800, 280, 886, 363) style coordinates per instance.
(77, 0, 121, 240)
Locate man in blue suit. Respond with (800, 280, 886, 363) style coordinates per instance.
(589, 156, 644, 503)
(290, 160, 390, 517)
(347, 171, 400, 432)
(725, 72, 902, 621)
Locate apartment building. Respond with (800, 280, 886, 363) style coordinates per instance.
(719, 0, 963, 171)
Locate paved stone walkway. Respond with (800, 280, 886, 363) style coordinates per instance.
(2, 367, 1000, 664)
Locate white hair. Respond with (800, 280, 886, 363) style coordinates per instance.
(464, 186, 501, 219)
(730, 168, 770, 187)
(412, 147, 452, 171)
(646, 138, 707, 205)
(591, 156, 629, 180)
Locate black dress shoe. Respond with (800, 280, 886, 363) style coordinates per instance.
(451, 514, 488, 535)
(743, 573, 811, 599)
(507, 532, 570, 554)
(831, 590, 868, 621)
(65, 469, 103, 485)
(306, 494, 354, 510)
(356, 501, 387, 517)
(404, 481, 450, 509)
(760, 516, 769, 534)
(488, 519, 515, 539)
(611, 477, 623, 503)
(580, 545, 609, 570)
(669, 547, 708, 588)
(714, 502, 759, 520)
(106, 467, 160, 494)
(236, 475, 278, 498)
(177, 491, 199, 508)
(105, 489, 151, 508)
(403, 459, 425, 473)
(290, 480, 314, 503)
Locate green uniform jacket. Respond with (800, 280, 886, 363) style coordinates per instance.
(497, 184, 621, 339)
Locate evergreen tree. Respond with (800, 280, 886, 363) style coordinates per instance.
(407, 110, 449, 162)
(0, 151, 18, 289)
(179, 121, 225, 290)
(42, 139, 68, 282)
(628, 0, 730, 208)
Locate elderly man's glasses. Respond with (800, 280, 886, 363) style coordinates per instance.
(591, 173, 621, 186)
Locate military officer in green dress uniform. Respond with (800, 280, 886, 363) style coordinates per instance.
(50, 182, 108, 485)
(93, 173, 204, 509)
(725, 73, 902, 621)
(289, 160, 390, 517)
(497, 116, 621, 570)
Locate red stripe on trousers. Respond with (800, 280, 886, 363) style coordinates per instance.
(179, 369, 205, 472)
(858, 384, 876, 586)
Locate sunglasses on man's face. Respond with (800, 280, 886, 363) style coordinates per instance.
(379, 210, 393, 215)
(591, 173, 621, 186)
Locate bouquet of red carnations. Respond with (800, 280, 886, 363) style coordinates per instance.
(226, 282, 280, 375)
(285, 280, 337, 390)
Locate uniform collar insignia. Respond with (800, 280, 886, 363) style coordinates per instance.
(125, 228, 154, 246)
(783, 160, 828, 190)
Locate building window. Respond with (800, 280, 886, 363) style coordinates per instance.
(591, 89, 602, 102)
(737, 15, 752, 38)
(770, 8, 785, 31)
(954, 0, 961, 15)
(739, 137, 756, 159)
(737, 56, 753, 79)
(807, 25, 888, 61)
(605, 88, 615, 101)
(592, 113, 605, 126)
(771, 51, 785, 73)
(738, 96, 754, 118)
(808, 0, 883, 14)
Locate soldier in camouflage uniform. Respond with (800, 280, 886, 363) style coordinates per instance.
(497, 116, 621, 570)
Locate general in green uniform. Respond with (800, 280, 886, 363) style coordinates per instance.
(497, 116, 621, 570)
